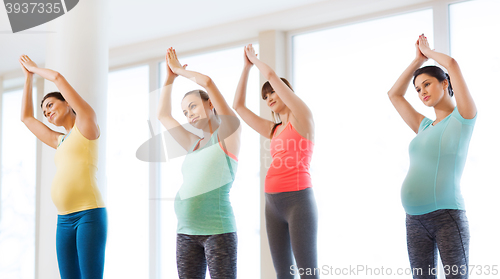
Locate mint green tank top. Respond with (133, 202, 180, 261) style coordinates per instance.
(401, 107, 476, 215)
(174, 129, 238, 235)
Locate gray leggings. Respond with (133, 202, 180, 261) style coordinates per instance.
(176, 232, 237, 279)
(406, 209, 470, 279)
(265, 188, 319, 279)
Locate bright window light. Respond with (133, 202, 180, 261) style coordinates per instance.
(450, 0, 500, 268)
(0, 89, 37, 279)
(105, 66, 150, 278)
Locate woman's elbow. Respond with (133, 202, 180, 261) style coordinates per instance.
(21, 115, 32, 124)
(199, 75, 213, 88)
(263, 71, 277, 81)
(451, 58, 460, 69)
(445, 58, 459, 70)
(52, 72, 63, 83)
(157, 110, 165, 120)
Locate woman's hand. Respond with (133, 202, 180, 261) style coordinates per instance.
(243, 46, 254, 69)
(418, 34, 433, 58)
(244, 44, 259, 64)
(165, 48, 178, 79)
(19, 57, 33, 77)
(415, 37, 428, 63)
(166, 48, 188, 75)
(165, 47, 187, 80)
(19, 55, 38, 73)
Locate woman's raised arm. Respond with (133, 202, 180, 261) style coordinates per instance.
(19, 57, 62, 149)
(157, 50, 199, 151)
(167, 48, 241, 152)
(417, 35, 476, 119)
(20, 55, 99, 140)
(233, 47, 275, 138)
(244, 44, 313, 128)
(388, 40, 427, 133)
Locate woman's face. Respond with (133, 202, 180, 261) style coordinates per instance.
(42, 97, 71, 126)
(181, 94, 213, 128)
(263, 90, 285, 113)
(414, 73, 449, 107)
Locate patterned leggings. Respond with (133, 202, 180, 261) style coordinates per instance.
(406, 209, 470, 279)
(176, 232, 237, 279)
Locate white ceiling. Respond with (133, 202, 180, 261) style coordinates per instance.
(0, 0, 431, 76)
(107, 0, 328, 48)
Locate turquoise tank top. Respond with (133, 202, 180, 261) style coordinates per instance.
(401, 107, 476, 215)
(174, 129, 238, 235)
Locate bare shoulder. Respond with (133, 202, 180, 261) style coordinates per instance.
(75, 117, 100, 140)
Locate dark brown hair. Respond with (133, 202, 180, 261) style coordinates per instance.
(261, 78, 294, 138)
(40, 92, 76, 115)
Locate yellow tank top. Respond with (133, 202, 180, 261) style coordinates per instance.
(52, 124, 105, 215)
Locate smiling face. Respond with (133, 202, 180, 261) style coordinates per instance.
(181, 93, 214, 128)
(263, 90, 286, 113)
(41, 97, 72, 126)
(414, 73, 449, 107)
(261, 78, 294, 114)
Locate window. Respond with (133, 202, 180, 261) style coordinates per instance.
(293, 9, 433, 270)
(0, 89, 37, 279)
(105, 66, 150, 278)
(450, 0, 500, 267)
(158, 45, 261, 278)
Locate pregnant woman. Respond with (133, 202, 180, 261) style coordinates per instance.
(157, 47, 241, 279)
(20, 55, 107, 279)
(388, 35, 476, 278)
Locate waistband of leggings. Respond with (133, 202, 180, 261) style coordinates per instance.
(265, 187, 313, 200)
(57, 207, 107, 220)
(406, 209, 465, 220)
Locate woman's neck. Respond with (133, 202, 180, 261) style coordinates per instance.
(201, 115, 219, 139)
(433, 97, 455, 121)
(62, 114, 76, 133)
(278, 107, 292, 126)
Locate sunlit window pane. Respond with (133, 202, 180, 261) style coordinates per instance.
(0, 89, 37, 279)
(450, 0, 500, 267)
(105, 66, 150, 278)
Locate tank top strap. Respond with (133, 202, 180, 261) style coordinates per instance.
(191, 129, 221, 152)
(216, 131, 237, 181)
(190, 139, 202, 152)
(210, 128, 220, 144)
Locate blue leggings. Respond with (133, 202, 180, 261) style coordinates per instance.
(56, 207, 108, 279)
